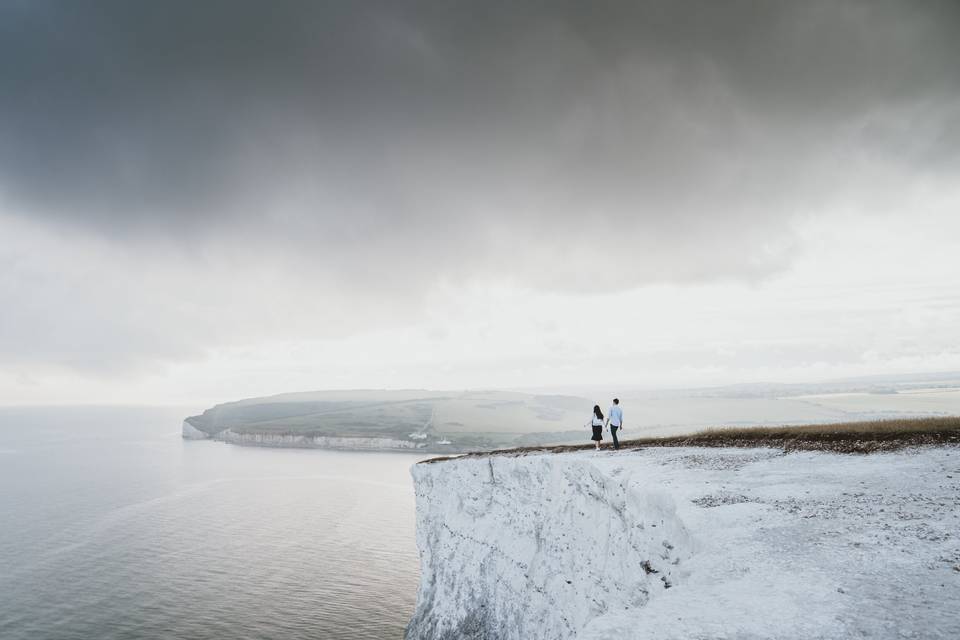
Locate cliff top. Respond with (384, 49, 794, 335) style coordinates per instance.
(421, 416, 960, 463)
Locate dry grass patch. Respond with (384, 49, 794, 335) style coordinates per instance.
(422, 416, 960, 463)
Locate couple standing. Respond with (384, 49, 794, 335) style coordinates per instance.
(589, 398, 623, 451)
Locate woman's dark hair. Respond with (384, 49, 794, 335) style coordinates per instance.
(593, 405, 603, 420)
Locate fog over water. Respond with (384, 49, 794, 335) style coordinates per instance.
(0, 407, 423, 640)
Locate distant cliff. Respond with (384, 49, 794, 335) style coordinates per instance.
(182, 389, 588, 452)
(406, 446, 960, 639)
(181, 420, 432, 452)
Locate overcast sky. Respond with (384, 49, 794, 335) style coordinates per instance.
(1, 0, 959, 405)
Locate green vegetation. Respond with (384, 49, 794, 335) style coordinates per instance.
(185, 389, 591, 449)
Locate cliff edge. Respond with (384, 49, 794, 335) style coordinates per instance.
(406, 446, 960, 639)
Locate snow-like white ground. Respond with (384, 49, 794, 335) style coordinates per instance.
(407, 446, 960, 639)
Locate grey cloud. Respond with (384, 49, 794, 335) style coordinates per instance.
(1, 0, 958, 293)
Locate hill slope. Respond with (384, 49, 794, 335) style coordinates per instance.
(183, 389, 593, 451)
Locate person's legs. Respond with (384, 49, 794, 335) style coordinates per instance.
(611, 426, 619, 450)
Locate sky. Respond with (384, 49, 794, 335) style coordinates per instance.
(1, 0, 959, 406)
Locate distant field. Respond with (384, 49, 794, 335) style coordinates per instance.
(185, 384, 960, 451)
(789, 388, 960, 414)
(431, 392, 586, 433)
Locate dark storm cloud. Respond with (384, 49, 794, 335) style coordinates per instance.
(1, 0, 959, 288)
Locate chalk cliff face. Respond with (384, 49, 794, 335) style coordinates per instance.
(181, 420, 427, 450)
(214, 429, 426, 450)
(406, 454, 693, 639)
(406, 447, 960, 640)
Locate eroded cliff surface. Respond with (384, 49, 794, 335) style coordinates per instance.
(407, 447, 960, 640)
(407, 454, 692, 639)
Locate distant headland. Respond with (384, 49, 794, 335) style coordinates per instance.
(182, 389, 593, 453)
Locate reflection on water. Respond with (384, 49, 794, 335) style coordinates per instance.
(0, 407, 425, 640)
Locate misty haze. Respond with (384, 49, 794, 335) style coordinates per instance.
(1, 2, 958, 639)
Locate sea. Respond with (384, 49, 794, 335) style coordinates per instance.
(0, 406, 425, 640)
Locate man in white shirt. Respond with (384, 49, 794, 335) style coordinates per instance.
(606, 398, 623, 450)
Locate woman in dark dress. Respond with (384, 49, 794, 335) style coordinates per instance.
(590, 405, 604, 450)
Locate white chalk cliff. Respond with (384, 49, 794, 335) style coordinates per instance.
(406, 446, 960, 639)
(181, 421, 427, 450)
(214, 428, 425, 450)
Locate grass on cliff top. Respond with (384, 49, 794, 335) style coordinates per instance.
(421, 416, 960, 463)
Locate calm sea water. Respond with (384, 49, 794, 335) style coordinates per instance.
(0, 406, 425, 640)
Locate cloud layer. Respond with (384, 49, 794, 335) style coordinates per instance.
(1, 1, 959, 391)
(3, 1, 957, 283)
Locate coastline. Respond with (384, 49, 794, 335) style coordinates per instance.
(181, 420, 466, 454)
